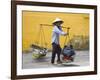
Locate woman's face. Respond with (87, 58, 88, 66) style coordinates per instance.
(55, 22, 63, 26)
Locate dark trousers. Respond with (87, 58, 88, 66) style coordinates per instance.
(51, 43, 62, 63)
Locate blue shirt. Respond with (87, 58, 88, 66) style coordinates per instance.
(52, 26, 66, 44)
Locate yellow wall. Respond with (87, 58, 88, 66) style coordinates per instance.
(22, 11, 89, 51)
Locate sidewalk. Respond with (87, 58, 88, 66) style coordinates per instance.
(22, 50, 89, 69)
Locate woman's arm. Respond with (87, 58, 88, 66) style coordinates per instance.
(54, 26, 67, 35)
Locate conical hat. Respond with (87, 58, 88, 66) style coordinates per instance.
(53, 18, 63, 24)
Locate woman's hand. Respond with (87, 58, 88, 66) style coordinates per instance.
(64, 32, 67, 36)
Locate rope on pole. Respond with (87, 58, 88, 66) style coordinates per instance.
(63, 27, 70, 48)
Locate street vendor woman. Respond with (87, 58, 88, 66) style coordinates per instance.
(51, 18, 67, 64)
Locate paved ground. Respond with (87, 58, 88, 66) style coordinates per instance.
(22, 50, 89, 69)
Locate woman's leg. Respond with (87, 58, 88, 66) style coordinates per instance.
(57, 45, 62, 62)
(51, 43, 57, 64)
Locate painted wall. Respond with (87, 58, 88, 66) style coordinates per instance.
(22, 11, 89, 51)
